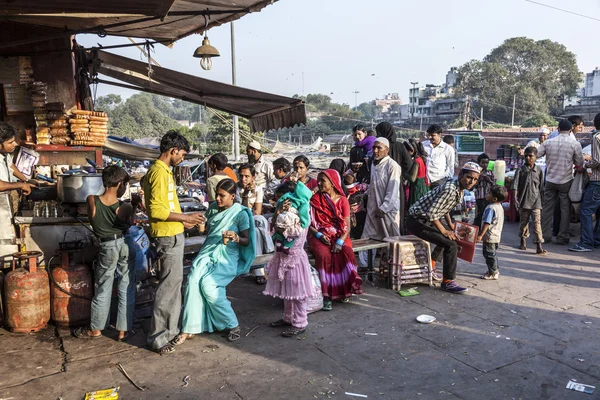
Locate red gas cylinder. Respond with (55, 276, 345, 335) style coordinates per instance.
(4, 251, 50, 333)
(49, 251, 93, 327)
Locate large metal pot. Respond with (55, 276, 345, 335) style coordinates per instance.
(57, 174, 104, 203)
(27, 185, 57, 202)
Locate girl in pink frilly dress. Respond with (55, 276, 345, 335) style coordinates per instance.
(263, 177, 315, 337)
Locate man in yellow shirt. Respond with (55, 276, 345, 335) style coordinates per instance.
(143, 130, 205, 354)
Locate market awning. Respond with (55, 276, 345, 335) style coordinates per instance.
(94, 50, 306, 132)
(103, 136, 204, 161)
(0, 0, 279, 43)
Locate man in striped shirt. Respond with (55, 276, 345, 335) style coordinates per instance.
(570, 113, 600, 252)
(537, 119, 584, 244)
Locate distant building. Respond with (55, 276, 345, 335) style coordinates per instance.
(562, 68, 600, 122)
(374, 93, 403, 113)
(585, 68, 600, 97)
(564, 96, 600, 123)
(434, 97, 463, 121)
(398, 104, 410, 121)
(445, 67, 458, 89)
(408, 67, 463, 124)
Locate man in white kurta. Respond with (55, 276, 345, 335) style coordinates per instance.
(361, 137, 402, 239)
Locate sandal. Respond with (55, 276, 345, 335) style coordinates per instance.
(341, 297, 350, 303)
(170, 333, 193, 346)
(269, 319, 291, 328)
(282, 327, 306, 338)
(117, 329, 136, 342)
(255, 276, 267, 285)
(157, 343, 176, 355)
(321, 300, 332, 311)
(73, 327, 102, 339)
(227, 327, 241, 342)
(536, 249, 548, 255)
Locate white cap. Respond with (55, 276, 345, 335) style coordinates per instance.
(247, 140, 261, 150)
(374, 137, 390, 148)
(540, 128, 550, 135)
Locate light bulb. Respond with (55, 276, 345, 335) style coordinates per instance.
(200, 57, 213, 71)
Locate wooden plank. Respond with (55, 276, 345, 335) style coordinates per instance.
(183, 236, 205, 254)
(14, 216, 89, 225)
(184, 236, 389, 269)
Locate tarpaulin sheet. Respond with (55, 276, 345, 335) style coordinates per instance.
(1, 0, 279, 43)
(95, 50, 306, 132)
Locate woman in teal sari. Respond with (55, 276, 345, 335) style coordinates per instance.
(173, 179, 256, 345)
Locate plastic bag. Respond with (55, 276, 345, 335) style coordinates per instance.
(569, 170, 588, 203)
(306, 267, 323, 314)
(125, 226, 150, 281)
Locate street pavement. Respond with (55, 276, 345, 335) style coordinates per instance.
(1, 222, 599, 399)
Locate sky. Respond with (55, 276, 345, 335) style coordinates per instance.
(77, 0, 600, 107)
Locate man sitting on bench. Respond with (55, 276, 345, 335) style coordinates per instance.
(406, 162, 481, 295)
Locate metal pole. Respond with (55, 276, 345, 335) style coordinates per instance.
(231, 22, 240, 161)
(480, 107, 484, 130)
(420, 113, 423, 132)
(511, 94, 516, 127)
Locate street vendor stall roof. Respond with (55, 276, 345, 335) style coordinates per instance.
(0, 0, 279, 43)
(103, 136, 204, 161)
(94, 50, 306, 132)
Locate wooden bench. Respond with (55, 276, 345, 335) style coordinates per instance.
(183, 236, 389, 281)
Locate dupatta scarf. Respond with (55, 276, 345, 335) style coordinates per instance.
(309, 169, 348, 240)
(195, 202, 256, 276)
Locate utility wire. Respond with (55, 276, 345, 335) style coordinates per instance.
(524, 0, 600, 23)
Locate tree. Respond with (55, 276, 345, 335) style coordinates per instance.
(521, 114, 557, 128)
(204, 112, 259, 155)
(456, 37, 581, 125)
(98, 93, 181, 139)
(94, 94, 122, 111)
(355, 102, 383, 122)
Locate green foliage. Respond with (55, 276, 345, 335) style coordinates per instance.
(96, 90, 376, 153)
(94, 93, 219, 151)
(204, 113, 255, 154)
(290, 93, 374, 137)
(94, 94, 122, 111)
(355, 102, 383, 121)
(521, 114, 557, 128)
(98, 93, 181, 139)
(456, 37, 581, 125)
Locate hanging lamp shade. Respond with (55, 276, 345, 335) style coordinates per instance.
(193, 36, 220, 59)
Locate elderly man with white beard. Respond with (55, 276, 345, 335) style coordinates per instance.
(361, 137, 403, 240)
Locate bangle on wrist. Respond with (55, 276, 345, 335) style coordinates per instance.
(315, 232, 323, 239)
(336, 238, 344, 246)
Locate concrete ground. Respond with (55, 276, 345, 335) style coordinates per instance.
(1, 222, 600, 400)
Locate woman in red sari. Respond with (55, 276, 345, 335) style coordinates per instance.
(308, 169, 362, 311)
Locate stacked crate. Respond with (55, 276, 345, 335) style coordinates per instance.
(383, 235, 433, 290)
